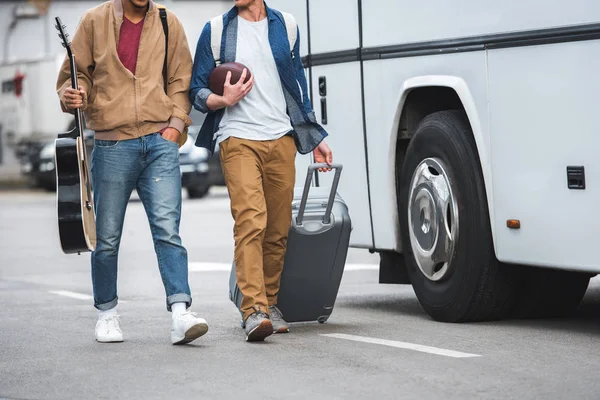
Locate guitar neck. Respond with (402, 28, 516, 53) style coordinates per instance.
(69, 54, 84, 138)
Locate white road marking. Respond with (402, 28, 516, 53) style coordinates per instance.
(188, 262, 379, 272)
(321, 333, 481, 359)
(49, 290, 127, 303)
(49, 290, 93, 301)
(344, 264, 379, 271)
(189, 262, 231, 272)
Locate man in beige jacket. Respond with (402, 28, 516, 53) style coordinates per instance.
(57, 0, 208, 345)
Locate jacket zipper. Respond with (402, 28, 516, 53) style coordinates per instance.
(134, 12, 150, 137)
(134, 75, 139, 135)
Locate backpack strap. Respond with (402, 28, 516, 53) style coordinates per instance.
(281, 12, 297, 58)
(158, 7, 169, 93)
(210, 15, 224, 67)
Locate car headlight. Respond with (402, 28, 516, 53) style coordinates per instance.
(40, 143, 55, 160)
(188, 146, 209, 163)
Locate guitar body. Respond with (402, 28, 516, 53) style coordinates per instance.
(55, 134, 96, 254)
(54, 17, 96, 254)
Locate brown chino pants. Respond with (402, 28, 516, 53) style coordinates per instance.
(219, 135, 296, 320)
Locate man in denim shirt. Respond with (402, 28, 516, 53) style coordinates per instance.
(190, 0, 333, 341)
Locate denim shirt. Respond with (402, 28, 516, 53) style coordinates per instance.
(189, 5, 328, 155)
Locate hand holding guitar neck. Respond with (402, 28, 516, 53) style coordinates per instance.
(63, 86, 86, 110)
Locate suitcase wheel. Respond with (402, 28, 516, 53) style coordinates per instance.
(317, 316, 328, 324)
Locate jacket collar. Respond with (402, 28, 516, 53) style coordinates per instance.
(112, 0, 156, 20)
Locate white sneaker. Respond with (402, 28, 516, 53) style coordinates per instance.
(95, 315, 124, 343)
(171, 311, 209, 345)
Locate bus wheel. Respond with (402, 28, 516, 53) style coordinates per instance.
(512, 267, 590, 318)
(398, 110, 518, 322)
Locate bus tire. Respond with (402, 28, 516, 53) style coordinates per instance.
(398, 110, 518, 322)
(512, 267, 590, 318)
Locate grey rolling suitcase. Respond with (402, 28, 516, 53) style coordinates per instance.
(229, 163, 352, 324)
(278, 163, 351, 323)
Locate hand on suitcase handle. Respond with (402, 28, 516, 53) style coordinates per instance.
(307, 163, 343, 172)
(297, 163, 343, 225)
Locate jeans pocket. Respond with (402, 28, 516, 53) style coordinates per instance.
(94, 139, 119, 148)
(157, 132, 179, 145)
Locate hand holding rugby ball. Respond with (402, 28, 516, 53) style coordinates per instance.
(209, 62, 253, 97)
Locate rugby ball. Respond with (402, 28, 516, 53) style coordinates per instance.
(208, 62, 252, 96)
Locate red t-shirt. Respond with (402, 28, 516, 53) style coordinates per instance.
(117, 16, 169, 134)
(117, 17, 144, 75)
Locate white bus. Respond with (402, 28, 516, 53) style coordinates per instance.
(269, 0, 600, 322)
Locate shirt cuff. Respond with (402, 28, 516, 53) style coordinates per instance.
(194, 88, 214, 114)
(168, 117, 186, 134)
(169, 117, 185, 133)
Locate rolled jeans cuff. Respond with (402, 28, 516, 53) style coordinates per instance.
(95, 297, 118, 311)
(167, 293, 192, 311)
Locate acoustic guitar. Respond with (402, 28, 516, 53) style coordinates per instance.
(54, 17, 96, 254)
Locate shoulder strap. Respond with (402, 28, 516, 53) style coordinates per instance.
(210, 15, 224, 67)
(159, 7, 168, 93)
(281, 12, 297, 57)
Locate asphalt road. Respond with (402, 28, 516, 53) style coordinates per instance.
(1, 188, 600, 400)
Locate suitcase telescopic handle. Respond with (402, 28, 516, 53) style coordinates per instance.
(296, 163, 343, 225)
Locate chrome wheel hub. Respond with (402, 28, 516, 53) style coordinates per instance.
(407, 158, 459, 281)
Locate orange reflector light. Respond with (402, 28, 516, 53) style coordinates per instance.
(506, 220, 521, 229)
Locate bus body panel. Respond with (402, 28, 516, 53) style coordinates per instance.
(488, 40, 600, 272)
(361, 0, 598, 48)
(279, 0, 374, 248)
(296, 0, 600, 273)
(308, 0, 360, 54)
(309, 62, 373, 248)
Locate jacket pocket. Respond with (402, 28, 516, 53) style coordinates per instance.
(142, 86, 173, 123)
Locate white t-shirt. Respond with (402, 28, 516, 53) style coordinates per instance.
(214, 16, 293, 145)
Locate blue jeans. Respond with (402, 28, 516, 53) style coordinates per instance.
(91, 133, 191, 311)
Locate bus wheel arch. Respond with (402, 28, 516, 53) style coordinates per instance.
(393, 80, 490, 229)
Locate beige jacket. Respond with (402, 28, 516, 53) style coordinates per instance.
(56, 0, 192, 145)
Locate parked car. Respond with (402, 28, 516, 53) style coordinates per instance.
(180, 127, 226, 198)
(207, 142, 226, 187)
(179, 127, 211, 199)
(188, 109, 225, 189)
(19, 126, 224, 199)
